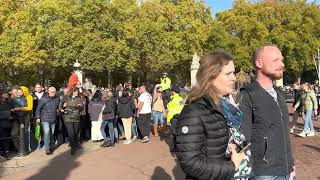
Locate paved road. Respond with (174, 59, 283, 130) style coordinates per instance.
(0, 136, 184, 180)
(1, 115, 320, 180)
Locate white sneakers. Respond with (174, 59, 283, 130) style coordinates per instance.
(307, 131, 315, 137)
(298, 131, 315, 137)
(132, 136, 137, 142)
(298, 132, 307, 137)
(123, 140, 132, 145)
(290, 125, 295, 133)
(141, 136, 150, 143)
(290, 128, 294, 134)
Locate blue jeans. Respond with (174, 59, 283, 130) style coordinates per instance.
(26, 123, 31, 152)
(303, 111, 314, 132)
(41, 122, 55, 150)
(254, 175, 289, 180)
(114, 118, 124, 140)
(132, 118, 138, 138)
(101, 120, 114, 144)
(152, 111, 164, 125)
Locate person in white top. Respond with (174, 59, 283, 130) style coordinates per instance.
(137, 85, 152, 143)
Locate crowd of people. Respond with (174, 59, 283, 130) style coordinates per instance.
(0, 73, 185, 157)
(2, 45, 320, 180)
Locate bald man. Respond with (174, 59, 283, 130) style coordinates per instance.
(35, 86, 60, 155)
(239, 45, 295, 179)
(137, 85, 152, 143)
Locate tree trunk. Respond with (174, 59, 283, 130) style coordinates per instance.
(107, 70, 111, 88)
(128, 74, 132, 84)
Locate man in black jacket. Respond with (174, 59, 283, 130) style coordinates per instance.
(239, 45, 295, 179)
(35, 87, 59, 155)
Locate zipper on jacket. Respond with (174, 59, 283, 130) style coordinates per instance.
(52, 98, 56, 121)
(276, 101, 289, 174)
(263, 137, 269, 163)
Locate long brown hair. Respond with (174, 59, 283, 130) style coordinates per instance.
(187, 49, 234, 107)
(67, 87, 79, 98)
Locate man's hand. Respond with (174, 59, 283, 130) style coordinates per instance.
(14, 107, 22, 111)
(314, 110, 318, 116)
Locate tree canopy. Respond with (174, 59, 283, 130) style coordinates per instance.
(0, 0, 319, 86)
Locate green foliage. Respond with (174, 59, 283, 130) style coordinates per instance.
(214, 0, 320, 82)
(0, 0, 319, 85)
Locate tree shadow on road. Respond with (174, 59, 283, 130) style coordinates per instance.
(25, 148, 84, 180)
(0, 157, 5, 177)
(304, 144, 320, 153)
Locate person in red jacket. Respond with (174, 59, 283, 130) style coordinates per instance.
(67, 72, 79, 92)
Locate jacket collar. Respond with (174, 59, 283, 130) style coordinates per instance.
(196, 95, 219, 111)
(251, 79, 279, 92)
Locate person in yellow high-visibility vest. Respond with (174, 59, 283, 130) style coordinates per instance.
(160, 72, 172, 109)
(167, 84, 184, 124)
(160, 72, 171, 91)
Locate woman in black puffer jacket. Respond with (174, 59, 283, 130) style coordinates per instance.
(175, 50, 245, 180)
(117, 90, 135, 144)
(62, 87, 83, 155)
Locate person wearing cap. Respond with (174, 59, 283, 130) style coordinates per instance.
(67, 71, 80, 92)
(166, 84, 184, 124)
(160, 72, 172, 108)
(160, 73, 171, 91)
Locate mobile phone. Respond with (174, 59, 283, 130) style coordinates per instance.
(239, 143, 251, 153)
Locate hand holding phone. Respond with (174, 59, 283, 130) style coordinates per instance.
(239, 143, 251, 153)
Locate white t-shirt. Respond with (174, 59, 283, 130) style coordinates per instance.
(266, 88, 278, 102)
(138, 92, 152, 114)
(35, 92, 44, 100)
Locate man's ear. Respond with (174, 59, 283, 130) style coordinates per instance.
(255, 59, 262, 69)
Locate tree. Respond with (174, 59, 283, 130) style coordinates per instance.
(213, 0, 320, 82)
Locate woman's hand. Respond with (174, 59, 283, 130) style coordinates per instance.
(229, 144, 245, 171)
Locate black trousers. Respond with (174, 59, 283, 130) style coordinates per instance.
(54, 115, 67, 145)
(79, 115, 91, 141)
(163, 90, 171, 109)
(0, 127, 11, 152)
(14, 112, 31, 152)
(65, 122, 80, 149)
(137, 113, 151, 138)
